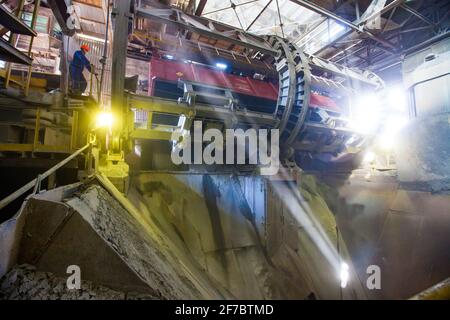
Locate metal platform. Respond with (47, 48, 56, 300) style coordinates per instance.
(0, 5, 37, 37)
(0, 38, 32, 65)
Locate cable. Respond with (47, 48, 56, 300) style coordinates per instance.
(275, 0, 285, 39)
(230, 1, 245, 31)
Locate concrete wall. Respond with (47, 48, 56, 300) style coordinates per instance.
(320, 172, 450, 299)
(130, 172, 366, 299)
(397, 36, 450, 192)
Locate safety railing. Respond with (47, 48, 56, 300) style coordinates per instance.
(0, 107, 79, 154)
(0, 143, 92, 211)
(89, 68, 101, 98)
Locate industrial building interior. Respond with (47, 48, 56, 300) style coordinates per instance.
(0, 0, 449, 301)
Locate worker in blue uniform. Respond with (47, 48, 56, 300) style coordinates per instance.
(70, 45, 97, 95)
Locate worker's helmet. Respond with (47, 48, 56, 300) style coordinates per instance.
(80, 44, 90, 52)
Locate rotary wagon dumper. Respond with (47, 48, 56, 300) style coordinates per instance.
(113, 7, 384, 177)
(1, 0, 449, 302)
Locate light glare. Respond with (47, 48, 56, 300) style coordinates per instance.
(216, 62, 228, 70)
(388, 87, 408, 112)
(96, 112, 114, 128)
(363, 151, 376, 163)
(340, 262, 350, 289)
(349, 94, 382, 134)
(377, 116, 409, 151)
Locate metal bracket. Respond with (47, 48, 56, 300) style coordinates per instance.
(32, 174, 43, 194)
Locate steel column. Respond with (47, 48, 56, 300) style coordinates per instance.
(111, 0, 132, 129)
(195, 0, 208, 16)
(4, 0, 26, 88)
(24, 0, 42, 96)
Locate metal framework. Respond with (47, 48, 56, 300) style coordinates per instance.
(113, 1, 383, 160)
(288, 0, 450, 71)
(0, 5, 37, 36)
(0, 106, 80, 155)
(0, 142, 91, 211)
(0, 38, 33, 65)
(46, 0, 76, 35)
(195, 0, 448, 72)
(268, 36, 311, 144)
(291, 0, 398, 52)
(1, 0, 42, 96)
(111, 0, 132, 130)
(135, 6, 278, 56)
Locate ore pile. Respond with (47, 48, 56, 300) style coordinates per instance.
(0, 264, 156, 300)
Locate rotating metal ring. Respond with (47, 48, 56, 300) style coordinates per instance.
(267, 36, 311, 146)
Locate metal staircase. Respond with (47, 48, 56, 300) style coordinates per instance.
(0, 0, 41, 96)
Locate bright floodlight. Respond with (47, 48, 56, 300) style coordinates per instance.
(216, 62, 228, 70)
(388, 87, 408, 112)
(340, 262, 350, 289)
(349, 94, 381, 134)
(96, 111, 114, 128)
(378, 116, 409, 151)
(164, 54, 174, 60)
(363, 151, 376, 163)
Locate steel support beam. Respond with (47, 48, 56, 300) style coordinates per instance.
(403, 31, 450, 55)
(246, 0, 273, 31)
(195, 0, 208, 16)
(335, 44, 366, 63)
(290, 0, 398, 52)
(135, 7, 277, 55)
(0, 37, 32, 65)
(357, 0, 406, 26)
(46, 0, 75, 35)
(400, 4, 438, 28)
(202, 0, 259, 16)
(359, 0, 387, 22)
(294, 0, 352, 45)
(308, 54, 381, 87)
(0, 4, 37, 36)
(111, 0, 132, 127)
(294, 17, 327, 44)
(313, 29, 352, 56)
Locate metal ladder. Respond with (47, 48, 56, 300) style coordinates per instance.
(1, 0, 41, 96)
